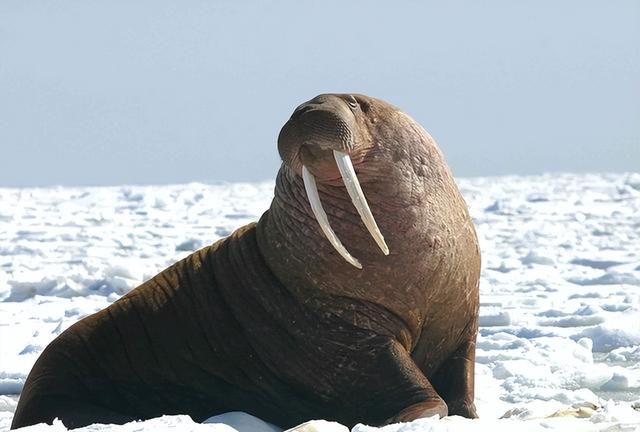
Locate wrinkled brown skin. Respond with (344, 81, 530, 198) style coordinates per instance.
(11, 94, 480, 430)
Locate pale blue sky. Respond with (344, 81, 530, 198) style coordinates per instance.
(1, 1, 638, 187)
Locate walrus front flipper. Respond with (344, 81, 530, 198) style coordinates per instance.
(355, 339, 447, 425)
(430, 336, 479, 419)
(11, 394, 136, 430)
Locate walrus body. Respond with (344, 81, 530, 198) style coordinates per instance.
(12, 94, 480, 430)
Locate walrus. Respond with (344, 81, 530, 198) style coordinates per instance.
(11, 93, 480, 430)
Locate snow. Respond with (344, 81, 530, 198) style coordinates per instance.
(1, 173, 639, 431)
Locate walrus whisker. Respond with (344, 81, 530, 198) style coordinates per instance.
(302, 165, 363, 269)
(333, 150, 390, 256)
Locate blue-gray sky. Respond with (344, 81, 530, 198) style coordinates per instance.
(1, 1, 638, 187)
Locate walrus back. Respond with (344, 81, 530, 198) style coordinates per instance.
(12, 229, 256, 428)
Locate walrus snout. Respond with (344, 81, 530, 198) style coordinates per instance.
(279, 95, 356, 176)
(278, 93, 389, 269)
(295, 108, 354, 182)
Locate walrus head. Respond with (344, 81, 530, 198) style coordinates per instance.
(278, 94, 389, 268)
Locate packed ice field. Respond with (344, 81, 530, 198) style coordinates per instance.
(0, 172, 639, 431)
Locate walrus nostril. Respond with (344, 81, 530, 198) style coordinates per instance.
(290, 104, 316, 120)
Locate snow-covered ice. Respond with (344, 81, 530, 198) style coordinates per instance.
(1, 173, 639, 431)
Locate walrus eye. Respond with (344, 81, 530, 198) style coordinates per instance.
(347, 96, 359, 109)
(301, 151, 389, 269)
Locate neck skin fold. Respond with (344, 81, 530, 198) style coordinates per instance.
(255, 165, 443, 347)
